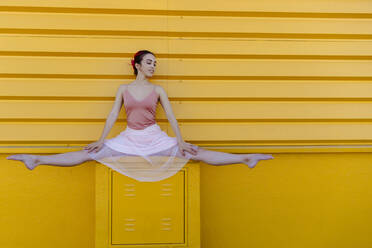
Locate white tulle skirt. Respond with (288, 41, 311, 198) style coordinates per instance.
(87, 123, 198, 182)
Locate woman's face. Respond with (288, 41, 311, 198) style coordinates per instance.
(136, 53, 157, 78)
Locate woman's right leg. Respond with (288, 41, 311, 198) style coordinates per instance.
(7, 149, 93, 170)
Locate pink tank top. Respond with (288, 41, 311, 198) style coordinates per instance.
(123, 86, 159, 130)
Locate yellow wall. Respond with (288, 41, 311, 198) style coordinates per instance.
(202, 153, 372, 248)
(1, 1, 372, 247)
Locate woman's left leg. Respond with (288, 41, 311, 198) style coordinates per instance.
(178, 146, 273, 168)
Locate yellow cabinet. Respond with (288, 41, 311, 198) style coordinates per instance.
(112, 172, 185, 244)
(95, 162, 200, 248)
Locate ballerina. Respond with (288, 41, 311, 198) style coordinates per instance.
(7, 50, 274, 182)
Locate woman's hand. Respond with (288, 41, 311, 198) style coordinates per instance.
(178, 140, 198, 157)
(84, 140, 104, 153)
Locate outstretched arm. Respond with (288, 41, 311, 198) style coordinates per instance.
(157, 85, 197, 155)
(158, 85, 183, 143)
(85, 85, 125, 153)
(97, 85, 125, 142)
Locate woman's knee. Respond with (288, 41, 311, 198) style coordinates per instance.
(192, 147, 206, 161)
(78, 149, 94, 162)
(177, 146, 205, 161)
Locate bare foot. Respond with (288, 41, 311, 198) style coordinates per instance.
(242, 154, 274, 168)
(6, 154, 39, 170)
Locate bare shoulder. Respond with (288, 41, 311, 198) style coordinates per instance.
(118, 83, 128, 92)
(155, 85, 167, 95)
